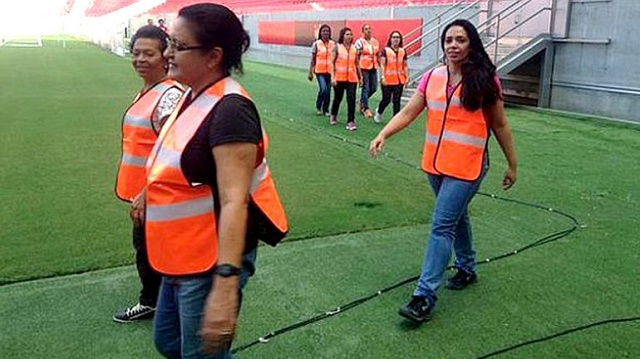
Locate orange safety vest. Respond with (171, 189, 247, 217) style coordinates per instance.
(115, 79, 182, 202)
(422, 66, 489, 181)
(334, 44, 359, 83)
(382, 47, 408, 85)
(314, 39, 335, 74)
(145, 77, 289, 276)
(358, 37, 379, 70)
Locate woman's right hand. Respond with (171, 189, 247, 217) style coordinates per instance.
(368, 136, 385, 157)
(331, 79, 337, 87)
(130, 190, 146, 225)
(307, 72, 313, 81)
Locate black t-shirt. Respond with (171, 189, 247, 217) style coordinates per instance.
(181, 94, 262, 183)
(180, 93, 263, 252)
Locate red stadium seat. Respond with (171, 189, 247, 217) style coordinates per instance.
(85, 0, 140, 17)
(148, 0, 464, 16)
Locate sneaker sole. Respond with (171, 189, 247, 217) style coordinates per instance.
(112, 311, 155, 323)
(398, 308, 431, 323)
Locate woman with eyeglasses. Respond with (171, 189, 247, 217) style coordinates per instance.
(308, 24, 334, 117)
(330, 27, 361, 130)
(374, 30, 408, 123)
(369, 19, 517, 324)
(148, 4, 288, 358)
(113, 25, 183, 324)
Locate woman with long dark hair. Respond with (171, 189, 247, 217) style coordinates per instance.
(308, 24, 335, 116)
(369, 19, 517, 323)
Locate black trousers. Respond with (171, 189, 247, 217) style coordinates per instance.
(377, 84, 404, 116)
(133, 222, 161, 307)
(331, 81, 357, 123)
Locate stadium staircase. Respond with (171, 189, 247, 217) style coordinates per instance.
(402, 0, 555, 107)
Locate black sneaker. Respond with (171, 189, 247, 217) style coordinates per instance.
(398, 296, 432, 323)
(112, 303, 155, 323)
(446, 268, 477, 290)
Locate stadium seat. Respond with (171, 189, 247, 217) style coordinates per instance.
(85, 0, 140, 17)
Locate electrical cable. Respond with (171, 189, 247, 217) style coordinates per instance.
(473, 316, 640, 359)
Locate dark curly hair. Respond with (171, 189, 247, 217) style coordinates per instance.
(130, 25, 169, 53)
(179, 3, 250, 74)
(337, 27, 352, 45)
(440, 19, 501, 111)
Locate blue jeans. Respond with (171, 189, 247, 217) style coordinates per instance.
(359, 69, 378, 110)
(315, 73, 331, 114)
(153, 249, 257, 359)
(413, 164, 488, 306)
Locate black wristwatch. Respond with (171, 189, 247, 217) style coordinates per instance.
(214, 263, 241, 277)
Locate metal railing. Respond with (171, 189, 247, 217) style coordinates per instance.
(405, 0, 554, 87)
(405, 0, 483, 59)
(404, 0, 476, 46)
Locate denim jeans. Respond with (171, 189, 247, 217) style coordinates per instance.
(359, 69, 378, 110)
(315, 73, 331, 114)
(153, 249, 257, 359)
(413, 164, 488, 306)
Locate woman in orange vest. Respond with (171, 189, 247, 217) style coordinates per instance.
(148, 4, 288, 358)
(308, 24, 335, 117)
(355, 23, 380, 118)
(113, 25, 183, 323)
(369, 19, 517, 324)
(374, 30, 408, 124)
(330, 27, 361, 131)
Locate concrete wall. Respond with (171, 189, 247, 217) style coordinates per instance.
(550, 0, 640, 123)
(242, 4, 480, 73)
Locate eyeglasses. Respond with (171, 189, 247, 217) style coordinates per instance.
(391, 35, 401, 39)
(167, 37, 209, 52)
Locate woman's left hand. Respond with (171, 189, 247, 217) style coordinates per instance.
(502, 166, 517, 190)
(200, 278, 239, 355)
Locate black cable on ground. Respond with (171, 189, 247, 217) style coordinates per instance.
(473, 316, 640, 359)
(231, 117, 585, 355)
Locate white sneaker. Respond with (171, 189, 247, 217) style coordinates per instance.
(373, 112, 382, 123)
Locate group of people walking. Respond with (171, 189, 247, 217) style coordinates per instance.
(114, 3, 516, 358)
(308, 23, 409, 130)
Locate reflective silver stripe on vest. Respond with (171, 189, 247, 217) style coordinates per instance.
(155, 146, 182, 169)
(191, 91, 219, 110)
(124, 115, 152, 128)
(154, 82, 171, 93)
(441, 130, 486, 148)
(428, 95, 463, 110)
(250, 160, 269, 194)
(147, 196, 214, 222)
(425, 133, 439, 144)
(121, 153, 147, 167)
(427, 99, 447, 111)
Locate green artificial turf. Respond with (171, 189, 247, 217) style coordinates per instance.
(0, 39, 638, 358)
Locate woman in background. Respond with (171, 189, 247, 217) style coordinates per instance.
(374, 30, 408, 124)
(330, 27, 361, 130)
(308, 24, 335, 117)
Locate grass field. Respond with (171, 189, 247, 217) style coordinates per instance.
(0, 39, 639, 358)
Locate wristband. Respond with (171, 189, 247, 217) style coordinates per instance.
(214, 263, 241, 277)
